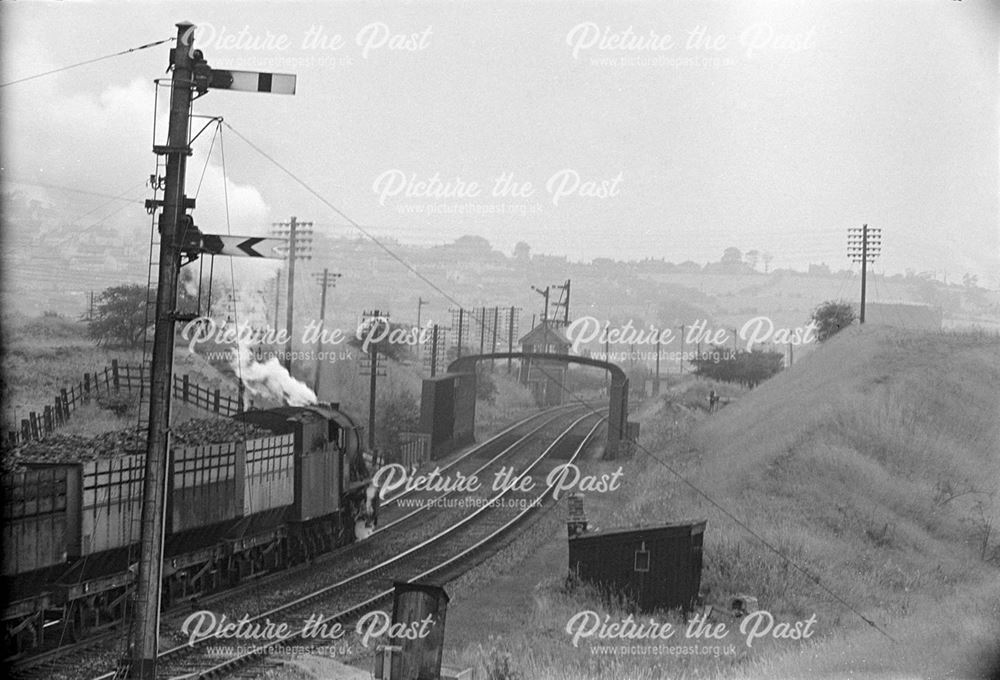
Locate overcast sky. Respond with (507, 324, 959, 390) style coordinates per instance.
(2, 0, 997, 283)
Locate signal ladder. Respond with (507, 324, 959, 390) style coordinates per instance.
(137, 159, 165, 432)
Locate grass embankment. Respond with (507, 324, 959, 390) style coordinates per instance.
(439, 327, 1000, 679)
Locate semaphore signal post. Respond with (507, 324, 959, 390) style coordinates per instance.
(123, 22, 296, 679)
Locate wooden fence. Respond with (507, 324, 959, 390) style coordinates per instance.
(399, 432, 432, 469)
(6, 359, 243, 448)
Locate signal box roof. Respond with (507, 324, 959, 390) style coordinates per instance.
(518, 322, 571, 348)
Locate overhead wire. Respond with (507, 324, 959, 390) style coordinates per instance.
(220, 122, 898, 643)
(0, 37, 174, 88)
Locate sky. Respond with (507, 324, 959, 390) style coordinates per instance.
(2, 0, 998, 287)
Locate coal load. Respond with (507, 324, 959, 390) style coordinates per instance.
(2, 417, 269, 472)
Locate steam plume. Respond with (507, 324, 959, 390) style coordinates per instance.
(230, 342, 317, 407)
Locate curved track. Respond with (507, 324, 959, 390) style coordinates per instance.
(6, 404, 596, 680)
(146, 409, 607, 680)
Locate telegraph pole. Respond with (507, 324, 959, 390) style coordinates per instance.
(312, 269, 340, 394)
(507, 305, 517, 374)
(679, 325, 685, 374)
(272, 217, 313, 371)
(273, 269, 281, 330)
(848, 224, 882, 324)
(361, 310, 388, 451)
(417, 297, 427, 330)
(126, 22, 196, 679)
(654, 338, 660, 396)
(430, 324, 439, 377)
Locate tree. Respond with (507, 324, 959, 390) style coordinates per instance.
(88, 284, 149, 348)
(689, 347, 783, 388)
(721, 247, 742, 264)
(376, 385, 420, 454)
(348, 319, 415, 362)
(810, 301, 856, 342)
(513, 241, 531, 262)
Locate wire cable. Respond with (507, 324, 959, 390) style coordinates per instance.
(218, 122, 898, 643)
(0, 37, 173, 88)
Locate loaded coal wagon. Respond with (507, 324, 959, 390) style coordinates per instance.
(2, 404, 371, 657)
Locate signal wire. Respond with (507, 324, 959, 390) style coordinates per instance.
(0, 37, 174, 88)
(218, 123, 899, 644)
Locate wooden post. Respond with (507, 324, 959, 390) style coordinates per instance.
(113, 359, 120, 390)
(29, 412, 39, 439)
(54, 397, 63, 425)
(391, 582, 449, 680)
(84, 373, 91, 395)
(182, 374, 190, 404)
(61, 389, 70, 418)
(43, 406, 53, 433)
(213, 389, 221, 414)
(21, 420, 30, 441)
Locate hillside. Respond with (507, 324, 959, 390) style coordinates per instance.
(631, 326, 1000, 677)
(430, 327, 998, 680)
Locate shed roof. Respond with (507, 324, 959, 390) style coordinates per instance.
(570, 520, 707, 541)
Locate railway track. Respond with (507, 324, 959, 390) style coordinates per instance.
(6, 404, 593, 680)
(96, 408, 606, 680)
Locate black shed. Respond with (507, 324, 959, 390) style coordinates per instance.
(568, 520, 706, 612)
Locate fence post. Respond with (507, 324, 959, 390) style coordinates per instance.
(29, 412, 39, 439)
(43, 406, 53, 433)
(54, 397, 63, 425)
(182, 374, 190, 404)
(112, 359, 120, 390)
(238, 383, 245, 413)
(84, 373, 91, 396)
(104, 367, 111, 392)
(20, 420, 30, 442)
(214, 389, 221, 414)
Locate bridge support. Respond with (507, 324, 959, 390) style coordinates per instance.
(605, 374, 628, 459)
(419, 372, 477, 459)
(415, 352, 628, 460)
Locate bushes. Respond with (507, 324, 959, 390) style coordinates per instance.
(690, 346, 783, 388)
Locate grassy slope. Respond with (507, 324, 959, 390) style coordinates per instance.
(439, 327, 1000, 680)
(637, 326, 1000, 678)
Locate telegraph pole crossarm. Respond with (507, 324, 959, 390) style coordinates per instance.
(847, 224, 882, 324)
(272, 217, 314, 371)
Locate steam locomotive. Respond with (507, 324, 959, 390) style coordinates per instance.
(2, 403, 373, 657)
